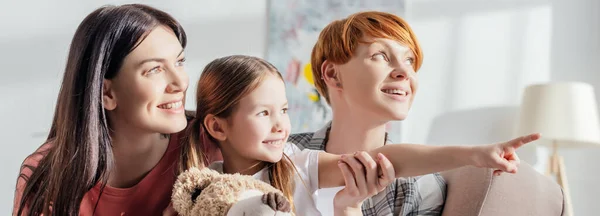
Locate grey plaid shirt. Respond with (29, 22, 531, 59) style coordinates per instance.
(289, 123, 446, 216)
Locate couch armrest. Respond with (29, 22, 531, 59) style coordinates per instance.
(440, 165, 493, 216)
(441, 162, 564, 216)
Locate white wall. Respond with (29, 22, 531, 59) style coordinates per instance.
(404, 0, 599, 215)
(0, 0, 268, 212)
(2, 0, 598, 214)
(402, 0, 552, 146)
(549, 0, 600, 214)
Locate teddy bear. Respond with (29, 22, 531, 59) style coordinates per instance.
(172, 167, 294, 216)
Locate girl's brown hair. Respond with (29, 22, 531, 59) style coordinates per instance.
(180, 55, 297, 208)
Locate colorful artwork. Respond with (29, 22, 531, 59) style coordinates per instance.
(267, 0, 406, 140)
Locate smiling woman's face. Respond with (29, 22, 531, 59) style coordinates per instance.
(103, 25, 189, 134)
(336, 36, 419, 122)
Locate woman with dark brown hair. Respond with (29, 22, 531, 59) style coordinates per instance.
(12, 4, 209, 215)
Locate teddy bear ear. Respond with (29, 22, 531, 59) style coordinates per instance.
(172, 167, 221, 216)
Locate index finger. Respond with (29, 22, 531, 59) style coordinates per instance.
(506, 133, 541, 149)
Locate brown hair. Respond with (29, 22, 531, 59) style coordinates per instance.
(15, 4, 186, 216)
(311, 11, 423, 104)
(181, 55, 297, 209)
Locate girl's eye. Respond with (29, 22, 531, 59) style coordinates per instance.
(146, 66, 162, 75)
(257, 110, 269, 117)
(281, 108, 288, 114)
(175, 58, 186, 67)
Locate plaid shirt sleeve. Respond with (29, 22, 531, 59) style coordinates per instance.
(289, 132, 447, 216)
(358, 173, 446, 216)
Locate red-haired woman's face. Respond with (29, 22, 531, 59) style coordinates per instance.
(336, 36, 419, 121)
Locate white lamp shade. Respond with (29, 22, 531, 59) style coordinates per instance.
(516, 82, 600, 148)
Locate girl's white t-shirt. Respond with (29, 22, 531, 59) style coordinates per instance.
(208, 143, 321, 216)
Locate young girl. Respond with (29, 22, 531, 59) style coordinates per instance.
(186, 55, 540, 215)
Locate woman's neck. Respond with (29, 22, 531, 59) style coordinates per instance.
(108, 122, 170, 188)
(325, 108, 388, 154)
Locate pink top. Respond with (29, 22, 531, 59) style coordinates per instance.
(14, 133, 184, 216)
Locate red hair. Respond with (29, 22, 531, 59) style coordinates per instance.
(311, 11, 423, 104)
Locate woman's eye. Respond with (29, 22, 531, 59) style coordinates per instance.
(257, 110, 269, 116)
(175, 58, 186, 67)
(281, 108, 288, 114)
(404, 57, 415, 66)
(146, 66, 162, 75)
(372, 52, 388, 61)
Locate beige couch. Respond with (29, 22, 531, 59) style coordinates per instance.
(440, 162, 565, 216)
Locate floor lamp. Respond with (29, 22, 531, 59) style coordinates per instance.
(516, 82, 600, 216)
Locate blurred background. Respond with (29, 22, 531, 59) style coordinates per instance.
(1, 0, 598, 214)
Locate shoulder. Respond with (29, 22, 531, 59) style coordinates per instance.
(17, 142, 54, 191)
(394, 173, 447, 213)
(14, 142, 54, 214)
(288, 132, 315, 150)
(393, 173, 446, 197)
(284, 143, 319, 164)
(360, 173, 446, 215)
(19, 142, 54, 177)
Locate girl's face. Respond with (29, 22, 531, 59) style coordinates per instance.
(104, 25, 189, 135)
(336, 36, 419, 122)
(221, 73, 291, 164)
